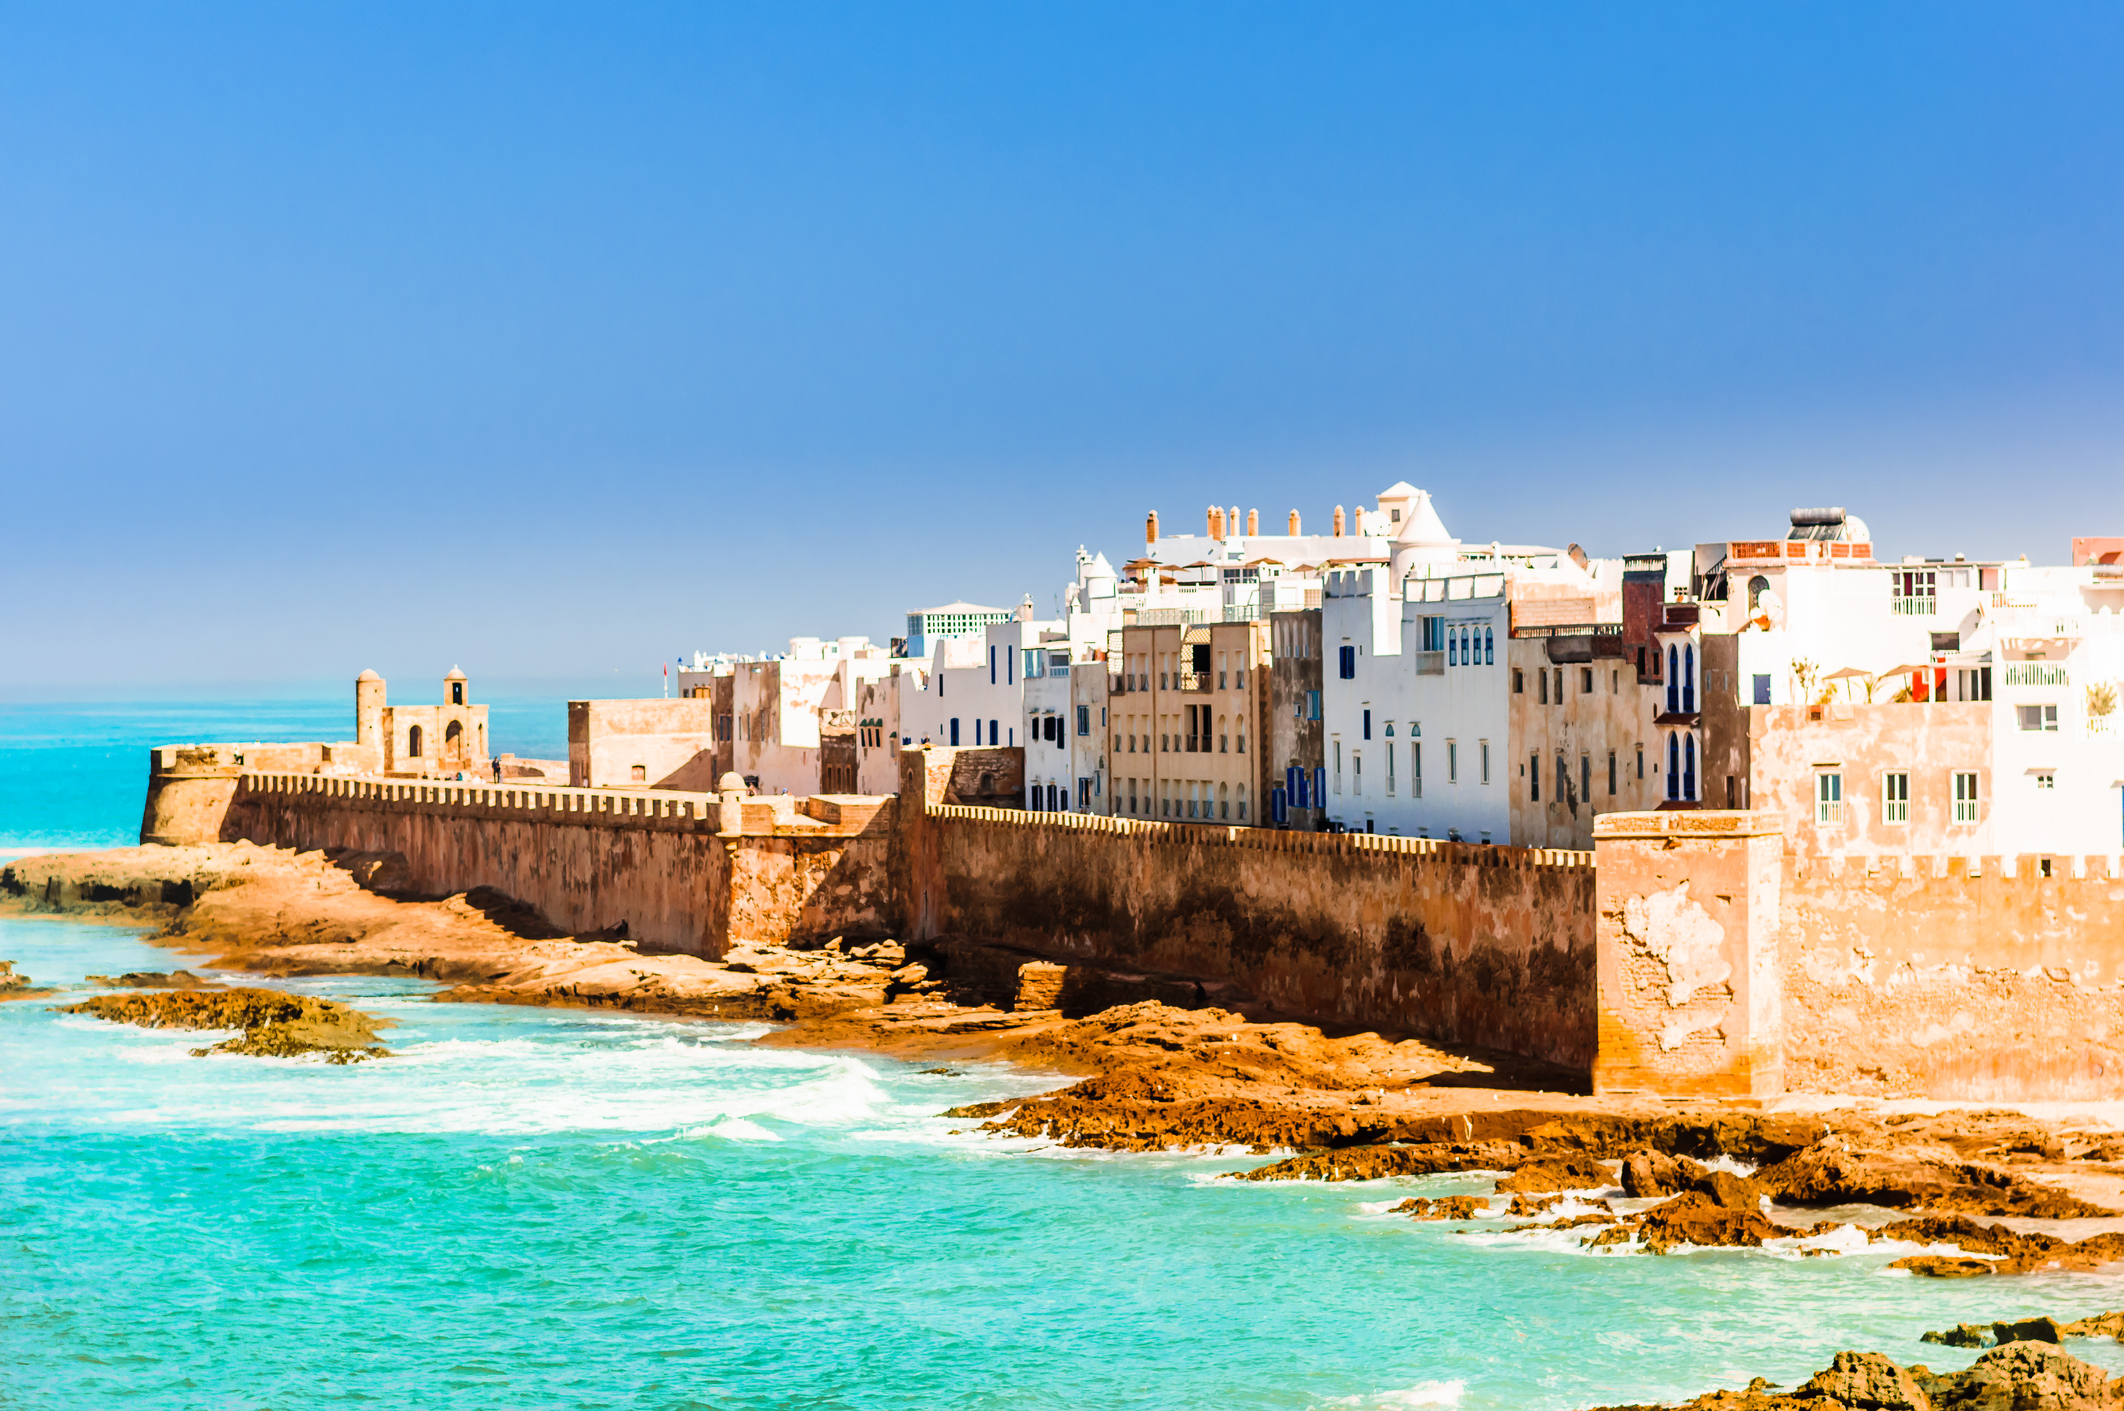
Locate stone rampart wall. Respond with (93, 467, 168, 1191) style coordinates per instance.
(220, 774, 893, 955)
(899, 762, 1597, 1069)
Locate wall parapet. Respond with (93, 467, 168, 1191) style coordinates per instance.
(928, 803, 1593, 869)
(236, 770, 725, 831)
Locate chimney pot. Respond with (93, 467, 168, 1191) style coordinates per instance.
(1146, 511, 1159, 545)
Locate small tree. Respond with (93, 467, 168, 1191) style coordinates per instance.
(2091, 680, 2119, 721)
(1791, 658, 1818, 701)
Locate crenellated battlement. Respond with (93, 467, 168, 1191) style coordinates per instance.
(928, 802, 1591, 869)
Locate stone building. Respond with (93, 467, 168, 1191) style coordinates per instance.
(1267, 607, 1325, 829)
(1108, 617, 1270, 823)
(355, 668, 489, 778)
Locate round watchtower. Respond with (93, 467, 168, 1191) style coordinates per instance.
(355, 670, 386, 757)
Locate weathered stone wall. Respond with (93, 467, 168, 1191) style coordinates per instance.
(1779, 852, 2124, 1098)
(898, 747, 1596, 1067)
(1592, 810, 1785, 1099)
(217, 774, 893, 956)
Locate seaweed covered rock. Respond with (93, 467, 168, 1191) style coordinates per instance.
(58, 986, 393, 1063)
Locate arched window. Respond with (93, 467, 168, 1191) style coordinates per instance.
(1748, 575, 1770, 611)
(445, 720, 463, 756)
(1447, 631, 1457, 667)
(407, 725, 423, 758)
(1237, 784, 1247, 820)
(1683, 733, 1697, 801)
(1666, 733, 1680, 801)
(1666, 647, 1679, 714)
(1461, 627, 1471, 662)
(1484, 627, 1494, 665)
(1683, 645, 1696, 714)
(1218, 714, 1229, 752)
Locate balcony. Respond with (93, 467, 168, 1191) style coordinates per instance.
(1414, 651, 1444, 676)
(1176, 670, 1212, 692)
(1891, 596, 1938, 616)
(2002, 663, 2070, 688)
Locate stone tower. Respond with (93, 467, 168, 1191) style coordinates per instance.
(355, 670, 386, 760)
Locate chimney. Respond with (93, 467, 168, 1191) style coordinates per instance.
(1146, 511, 1159, 545)
(1288, 509, 1301, 534)
(1247, 508, 1259, 536)
(1229, 506, 1241, 538)
(1333, 505, 1346, 537)
(1208, 506, 1224, 538)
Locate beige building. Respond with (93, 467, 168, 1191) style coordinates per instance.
(567, 698, 719, 789)
(355, 668, 489, 778)
(1506, 634, 1663, 848)
(1108, 618, 1269, 823)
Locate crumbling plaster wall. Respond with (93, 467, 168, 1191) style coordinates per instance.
(1779, 854, 2124, 1098)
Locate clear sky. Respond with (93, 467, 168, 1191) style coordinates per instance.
(4, 2, 2121, 694)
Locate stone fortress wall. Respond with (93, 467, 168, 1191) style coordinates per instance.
(138, 742, 2124, 1099)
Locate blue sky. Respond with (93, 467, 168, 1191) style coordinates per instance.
(4, 2, 2121, 692)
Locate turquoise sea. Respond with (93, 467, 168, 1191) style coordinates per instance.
(4, 698, 2124, 1409)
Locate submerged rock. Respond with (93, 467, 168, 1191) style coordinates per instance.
(58, 987, 393, 1063)
(84, 970, 220, 990)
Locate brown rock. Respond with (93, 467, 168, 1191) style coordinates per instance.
(1632, 1190, 1780, 1254)
(1389, 1195, 1484, 1221)
(1758, 1137, 2115, 1218)
(1802, 1350, 1932, 1409)
(1914, 1340, 2118, 1409)
(1622, 1149, 1710, 1197)
(1494, 1152, 1613, 1194)
(1922, 1324, 1993, 1349)
(2062, 1312, 2124, 1339)
(57, 986, 393, 1063)
(1893, 1256, 1997, 1278)
(1236, 1141, 1531, 1183)
(1877, 1216, 2124, 1277)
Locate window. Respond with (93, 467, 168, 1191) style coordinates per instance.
(1683, 734, 1696, 801)
(1513, 669, 1524, 694)
(1529, 752, 1539, 801)
(1484, 628, 1494, 665)
(1554, 669, 1563, 703)
(1077, 705, 1090, 736)
(1581, 667, 1594, 694)
(1413, 742, 1423, 798)
(2017, 704, 2059, 732)
(1816, 771, 1844, 824)
(990, 646, 997, 684)
(1219, 714, 1230, 753)
(1581, 754, 1591, 804)
(990, 719, 1000, 746)
(1448, 632, 1457, 668)
(1666, 646, 1679, 713)
(1479, 740, 1489, 785)
(950, 718, 961, 746)
(451, 681, 465, 706)
(1307, 690, 1322, 721)
(1556, 753, 1568, 802)
(631, 764, 647, 782)
(1353, 752, 1363, 795)
(1447, 740, 1458, 784)
(1665, 734, 1680, 801)
(2035, 772, 2056, 790)
(1753, 674, 1772, 706)
(1334, 740, 1342, 793)
(1683, 646, 1696, 714)
(1538, 671, 1548, 705)
(1237, 785, 1247, 821)
(1636, 745, 1644, 780)
(1748, 575, 1770, 611)
(1339, 645, 1357, 679)
(1883, 772, 1909, 824)
(1386, 742, 1395, 796)
(1362, 709, 1372, 740)
(408, 725, 423, 758)
(1607, 749, 1617, 796)
(1954, 771, 1979, 823)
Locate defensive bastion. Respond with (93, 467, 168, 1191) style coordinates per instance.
(138, 743, 2124, 1102)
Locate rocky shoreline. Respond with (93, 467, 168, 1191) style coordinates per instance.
(13, 843, 2124, 1407)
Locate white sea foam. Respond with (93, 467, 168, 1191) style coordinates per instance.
(1321, 1379, 1464, 1407)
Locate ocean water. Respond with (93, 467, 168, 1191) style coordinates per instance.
(6, 705, 2124, 1409)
